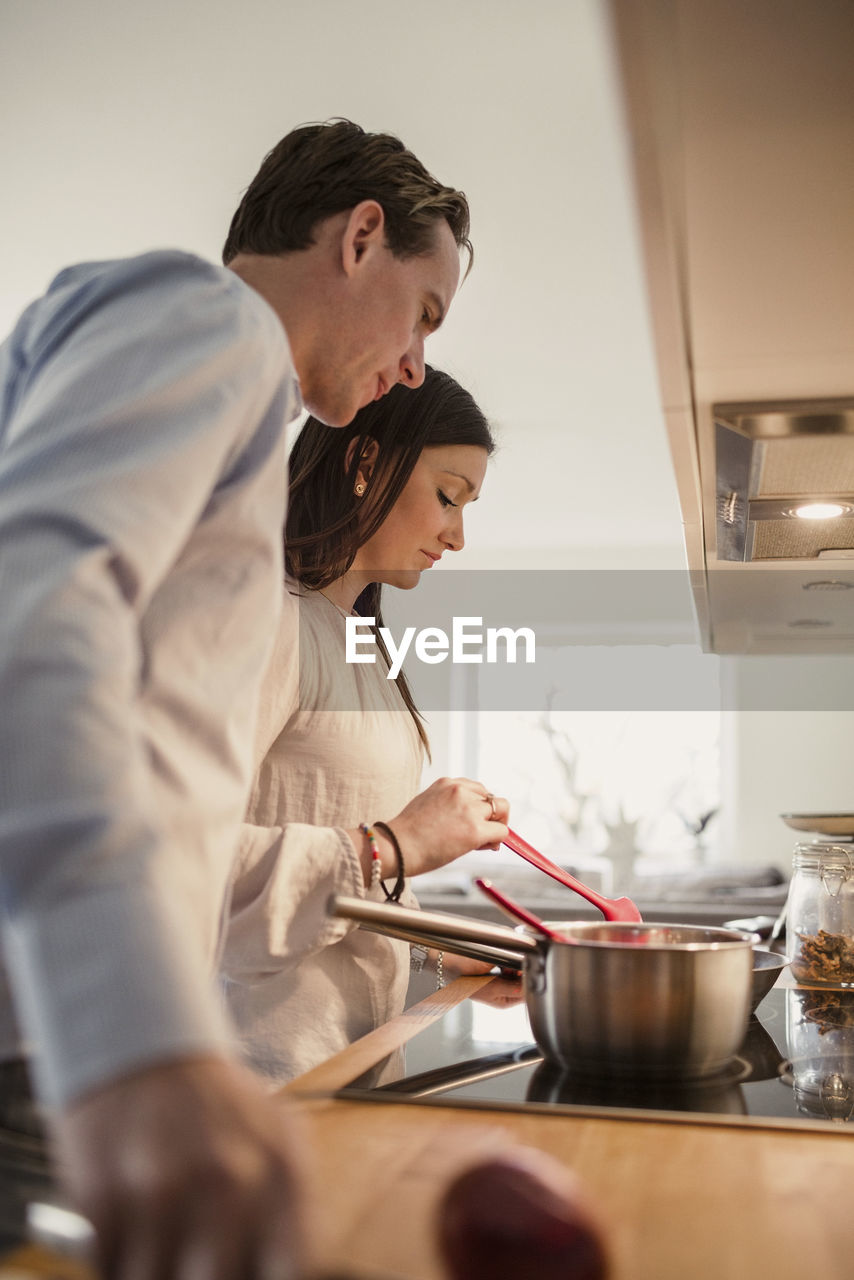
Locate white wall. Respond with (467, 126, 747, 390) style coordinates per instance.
(721, 656, 854, 872)
(0, 0, 684, 566)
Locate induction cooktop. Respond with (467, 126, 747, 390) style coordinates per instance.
(337, 981, 854, 1134)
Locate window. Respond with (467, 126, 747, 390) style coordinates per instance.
(420, 641, 721, 895)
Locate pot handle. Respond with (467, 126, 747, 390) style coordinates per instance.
(329, 894, 533, 968)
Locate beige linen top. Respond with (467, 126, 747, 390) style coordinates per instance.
(220, 582, 423, 1085)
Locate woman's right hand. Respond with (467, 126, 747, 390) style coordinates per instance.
(383, 776, 509, 878)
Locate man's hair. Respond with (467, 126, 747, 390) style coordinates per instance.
(222, 118, 471, 267)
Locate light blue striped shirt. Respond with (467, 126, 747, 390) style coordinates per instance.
(0, 250, 300, 1107)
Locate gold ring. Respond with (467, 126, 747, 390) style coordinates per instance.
(485, 792, 497, 819)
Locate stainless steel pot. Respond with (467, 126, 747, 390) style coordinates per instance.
(330, 897, 758, 1080)
(527, 921, 756, 1079)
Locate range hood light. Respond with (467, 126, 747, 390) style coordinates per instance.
(791, 502, 850, 520)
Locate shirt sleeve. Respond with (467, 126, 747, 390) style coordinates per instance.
(222, 822, 365, 981)
(0, 252, 294, 1107)
(219, 592, 363, 981)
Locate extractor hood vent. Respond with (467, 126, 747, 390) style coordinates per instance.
(715, 399, 854, 561)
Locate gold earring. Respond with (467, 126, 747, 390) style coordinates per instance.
(355, 482, 366, 496)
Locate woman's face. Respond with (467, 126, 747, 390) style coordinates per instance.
(352, 444, 488, 589)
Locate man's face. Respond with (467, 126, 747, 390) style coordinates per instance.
(302, 217, 461, 427)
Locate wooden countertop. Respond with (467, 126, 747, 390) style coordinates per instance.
(295, 1089, 854, 1279)
(4, 975, 854, 1280)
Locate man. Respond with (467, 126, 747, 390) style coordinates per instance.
(0, 119, 469, 1278)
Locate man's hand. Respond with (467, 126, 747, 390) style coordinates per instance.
(53, 1055, 307, 1280)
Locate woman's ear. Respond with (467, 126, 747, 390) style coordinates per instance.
(344, 435, 380, 496)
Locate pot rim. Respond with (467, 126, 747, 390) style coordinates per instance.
(530, 921, 761, 951)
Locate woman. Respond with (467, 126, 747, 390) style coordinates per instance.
(220, 367, 509, 1085)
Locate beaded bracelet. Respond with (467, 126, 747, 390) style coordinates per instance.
(373, 820, 406, 903)
(359, 822, 383, 891)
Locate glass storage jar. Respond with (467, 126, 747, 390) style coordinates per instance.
(785, 986, 854, 1121)
(787, 842, 854, 987)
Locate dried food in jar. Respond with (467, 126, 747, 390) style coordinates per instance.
(792, 929, 854, 985)
(799, 988, 854, 1032)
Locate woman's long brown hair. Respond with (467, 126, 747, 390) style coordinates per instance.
(286, 366, 494, 753)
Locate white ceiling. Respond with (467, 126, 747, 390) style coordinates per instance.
(0, 0, 685, 568)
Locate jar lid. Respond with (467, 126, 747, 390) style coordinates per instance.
(793, 842, 854, 877)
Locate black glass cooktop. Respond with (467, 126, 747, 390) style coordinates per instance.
(337, 981, 854, 1133)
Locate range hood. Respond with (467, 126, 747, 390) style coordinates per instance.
(609, 0, 854, 653)
(715, 399, 854, 563)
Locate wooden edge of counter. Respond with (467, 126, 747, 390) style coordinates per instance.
(0, 1242, 93, 1279)
(277, 973, 496, 1097)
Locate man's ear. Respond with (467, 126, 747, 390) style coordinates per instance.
(341, 200, 386, 276)
(345, 435, 380, 492)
